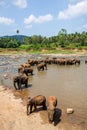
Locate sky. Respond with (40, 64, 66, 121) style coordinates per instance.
(0, 0, 87, 37)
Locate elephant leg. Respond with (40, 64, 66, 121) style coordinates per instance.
(14, 82, 17, 90)
(34, 103, 37, 111)
(17, 82, 19, 89)
(43, 102, 46, 110)
(30, 105, 33, 113)
(31, 71, 33, 75)
(46, 66, 47, 70)
(45, 64, 47, 70)
(25, 80, 28, 88)
(42, 67, 44, 71)
(19, 82, 22, 90)
(25, 72, 28, 76)
(27, 103, 29, 115)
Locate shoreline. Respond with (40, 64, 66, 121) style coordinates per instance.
(0, 48, 87, 56)
(0, 53, 87, 59)
(0, 85, 86, 130)
(0, 50, 87, 57)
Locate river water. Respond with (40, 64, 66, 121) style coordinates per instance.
(0, 54, 87, 126)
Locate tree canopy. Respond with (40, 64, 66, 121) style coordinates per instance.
(0, 29, 87, 50)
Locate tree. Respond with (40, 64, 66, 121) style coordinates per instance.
(58, 28, 67, 48)
(16, 30, 19, 35)
(58, 28, 67, 35)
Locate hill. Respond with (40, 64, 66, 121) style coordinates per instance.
(1, 35, 27, 42)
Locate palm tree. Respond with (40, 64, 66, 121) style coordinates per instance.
(16, 29, 19, 35)
(58, 28, 67, 48)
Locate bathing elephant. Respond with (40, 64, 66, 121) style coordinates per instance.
(27, 95, 46, 115)
(75, 59, 80, 65)
(21, 67, 33, 76)
(37, 63, 47, 71)
(13, 74, 28, 90)
(18, 63, 31, 73)
(27, 59, 38, 66)
(43, 58, 52, 64)
(47, 96, 57, 123)
(18, 65, 24, 73)
(66, 58, 76, 65)
(58, 58, 66, 65)
(85, 60, 87, 64)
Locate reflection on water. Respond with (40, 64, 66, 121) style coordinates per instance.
(0, 54, 87, 125)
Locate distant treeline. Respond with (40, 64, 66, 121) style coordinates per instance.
(0, 29, 87, 50)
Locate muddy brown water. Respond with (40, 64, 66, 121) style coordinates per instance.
(0, 54, 87, 127)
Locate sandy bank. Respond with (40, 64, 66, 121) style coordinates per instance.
(0, 86, 57, 130)
(0, 85, 86, 130)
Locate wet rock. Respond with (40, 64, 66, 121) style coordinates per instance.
(67, 108, 74, 114)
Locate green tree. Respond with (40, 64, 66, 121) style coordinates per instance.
(16, 30, 19, 35)
(58, 28, 67, 48)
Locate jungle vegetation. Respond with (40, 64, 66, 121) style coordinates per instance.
(0, 29, 87, 51)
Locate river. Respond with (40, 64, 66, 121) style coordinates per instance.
(0, 54, 87, 127)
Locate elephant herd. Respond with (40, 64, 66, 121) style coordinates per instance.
(43, 57, 80, 65)
(13, 55, 81, 89)
(13, 56, 81, 124)
(13, 59, 47, 90)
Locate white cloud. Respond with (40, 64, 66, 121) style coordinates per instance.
(0, 17, 15, 25)
(13, 0, 27, 8)
(24, 14, 53, 24)
(58, 0, 87, 19)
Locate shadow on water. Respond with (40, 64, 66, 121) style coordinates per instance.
(39, 107, 62, 126)
(21, 83, 32, 90)
(53, 108, 62, 126)
(30, 106, 47, 114)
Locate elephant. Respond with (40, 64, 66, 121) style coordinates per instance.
(22, 63, 31, 68)
(47, 96, 57, 123)
(85, 60, 87, 64)
(21, 67, 33, 76)
(43, 58, 52, 64)
(66, 58, 76, 65)
(18, 63, 31, 73)
(27, 59, 38, 66)
(75, 59, 80, 65)
(27, 95, 46, 115)
(18, 65, 24, 73)
(13, 74, 28, 90)
(66, 58, 80, 65)
(58, 58, 66, 65)
(37, 63, 47, 71)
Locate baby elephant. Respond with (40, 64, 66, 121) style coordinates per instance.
(47, 96, 57, 123)
(13, 74, 28, 90)
(27, 95, 46, 115)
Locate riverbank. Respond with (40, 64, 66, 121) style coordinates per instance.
(0, 48, 87, 56)
(0, 85, 86, 130)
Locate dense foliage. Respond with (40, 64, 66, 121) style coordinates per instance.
(0, 29, 87, 50)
